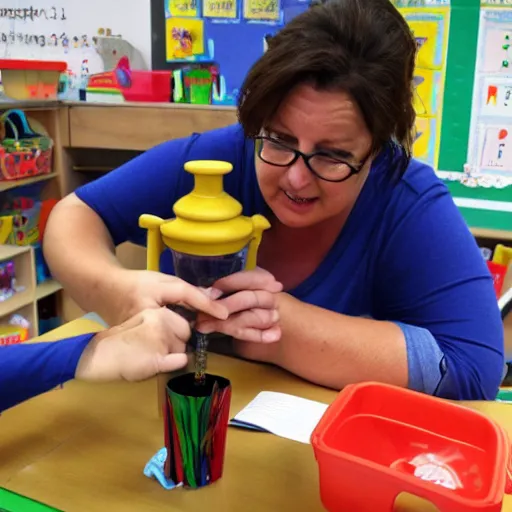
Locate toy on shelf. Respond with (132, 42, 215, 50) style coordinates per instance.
(1, 193, 59, 284)
(172, 65, 219, 105)
(0, 59, 66, 101)
(93, 29, 147, 72)
(86, 57, 171, 103)
(2, 196, 42, 246)
(0, 110, 53, 181)
(0, 314, 30, 345)
(0, 260, 24, 302)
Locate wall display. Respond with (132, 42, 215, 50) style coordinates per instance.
(466, 3, 512, 189)
(0, 1, 150, 99)
(151, 0, 307, 106)
(396, 2, 450, 169)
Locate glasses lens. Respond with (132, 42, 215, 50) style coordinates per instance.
(309, 154, 352, 181)
(258, 138, 296, 166)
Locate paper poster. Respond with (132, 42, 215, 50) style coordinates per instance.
(479, 20, 512, 74)
(480, 76, 512, 117)
(479, 125, 512, 173)
(243, 0, 280, 21)
(467, 7, 512, 186)
(169, 0, 199, 17)
(203, 0, 237, 18)
(400, 7, 450, 169)
(165, 17, 204, 59)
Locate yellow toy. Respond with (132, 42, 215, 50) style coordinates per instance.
(139, 160, 270, 412)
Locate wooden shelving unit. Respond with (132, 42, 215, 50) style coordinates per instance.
(0, 245, 36, 337)
(0, 102, 68, 335)
(0, 172, 58, 193)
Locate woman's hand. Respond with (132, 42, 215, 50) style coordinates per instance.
(107, 269, 227, 326)
(196, 268, 283, 344)
(75, 301, 225, 382)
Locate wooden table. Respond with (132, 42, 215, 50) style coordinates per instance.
(2, 319, 512, 511)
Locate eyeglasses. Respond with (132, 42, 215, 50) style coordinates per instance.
(254, 136, 368, 183)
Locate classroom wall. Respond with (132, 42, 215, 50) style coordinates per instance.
(0, 0, 153, 76)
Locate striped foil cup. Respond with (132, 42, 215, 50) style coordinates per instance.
(163, 372, 231, 488)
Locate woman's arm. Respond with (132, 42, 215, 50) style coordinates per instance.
(44, 126, 245, 325)
(43, 195, 125, 324)
(0, 334, 93, 412)
(0, 303, 227, 413)
(269, 293, 409, 388)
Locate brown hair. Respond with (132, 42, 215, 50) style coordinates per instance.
(237, 0, 417, 175)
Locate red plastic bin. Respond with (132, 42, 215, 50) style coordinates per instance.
(311, 382, 512, 512)
(120, 70, 171, 103)
(487, 260, 508, 298)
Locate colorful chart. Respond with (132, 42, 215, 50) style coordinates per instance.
(468, 5, 512, 180)
(398, 4, 450, 169)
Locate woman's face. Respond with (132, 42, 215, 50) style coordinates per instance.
(255, 84, 373, 229)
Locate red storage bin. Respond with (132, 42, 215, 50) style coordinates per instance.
(121, 70, 171, 103)
(487, 261, 508, 298)
(0, 59, 66, 100)
(311, 382, 512, 512)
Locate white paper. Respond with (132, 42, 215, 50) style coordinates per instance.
(229, 391, 329, 444)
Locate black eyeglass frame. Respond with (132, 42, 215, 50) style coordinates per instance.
(253, 135, 370, 183)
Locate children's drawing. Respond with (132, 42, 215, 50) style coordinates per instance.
(479, 17, 512, 74)
(166, 18, 205, 60)
(480, 77, 512, 117)
(479, 125, 512, 173)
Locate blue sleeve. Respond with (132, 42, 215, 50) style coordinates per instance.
(0, 334, 94, 412)
(374, 181, 504, 401)
(74, 124, 247, 247)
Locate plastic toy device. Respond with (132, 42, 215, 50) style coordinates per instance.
(139, 160, 270, 403)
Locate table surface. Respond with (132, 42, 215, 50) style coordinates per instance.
(2, 318, 512, 512)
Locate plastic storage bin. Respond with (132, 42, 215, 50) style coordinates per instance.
(120, 70, 171, 103)
(311, 382, 512, 512)
(0, 59, 66, 100)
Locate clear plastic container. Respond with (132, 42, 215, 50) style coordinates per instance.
(171, 246, 248, 287)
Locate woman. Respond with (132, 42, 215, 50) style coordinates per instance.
(43, 0, 504, 400)
(1, 282, 227, 412)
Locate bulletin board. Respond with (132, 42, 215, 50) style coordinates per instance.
(150, 0, 309, 105)
(467, 5, 512, 184)
(442, 0, 512, 233)
(150, 0, 511, 231)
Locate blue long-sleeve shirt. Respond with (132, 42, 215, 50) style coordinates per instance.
(73, 123, 505, 400)
(0, 334, 94, 412)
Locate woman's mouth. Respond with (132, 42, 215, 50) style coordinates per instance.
(283, 190, 318, 204)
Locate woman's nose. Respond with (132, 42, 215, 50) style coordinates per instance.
(286, 158, 313, 190)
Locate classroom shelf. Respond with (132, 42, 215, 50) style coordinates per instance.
(0, 289, 33, 317)
(35, 279, 62, 301)
(72, 166, 114, 173)
(0, 244, 31, 260)
(0, 244, 36, 324)
(0, 172, 58, 192)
